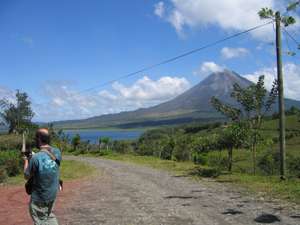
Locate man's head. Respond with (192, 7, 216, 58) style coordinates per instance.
(35, 128, 51, 148)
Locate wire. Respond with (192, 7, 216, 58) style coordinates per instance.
(77, 21, 273, 95)
(282, 27, 300, 47)
(34, 21, 273, 109)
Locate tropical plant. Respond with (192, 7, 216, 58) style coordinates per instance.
(211, 75, 278, 174)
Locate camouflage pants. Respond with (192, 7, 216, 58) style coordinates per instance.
(29, 200, 59, 225)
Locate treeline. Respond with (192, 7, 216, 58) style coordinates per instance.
(56, 116, 300, 179)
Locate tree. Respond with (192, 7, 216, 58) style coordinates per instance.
(218, 123, 249, 172)
(71, 134, 81, 151)
(0, 90, 35, 134)
(99, 137, 111, 151)
(211, 75, 278, 174)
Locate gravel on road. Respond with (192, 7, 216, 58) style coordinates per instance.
(62, 156, 300, 225)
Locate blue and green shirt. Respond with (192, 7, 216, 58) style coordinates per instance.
(25, 147, 62, 203)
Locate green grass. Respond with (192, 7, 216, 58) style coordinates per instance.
(216, 174, 300, 204)
(6, 160, 96, 185)
(103, 153, 197, 175)
(59, 160, 96, 181)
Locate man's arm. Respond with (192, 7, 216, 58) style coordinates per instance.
(24, 156, 33, 180)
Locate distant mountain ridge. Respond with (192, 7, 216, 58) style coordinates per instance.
(53, 70, 300, 129)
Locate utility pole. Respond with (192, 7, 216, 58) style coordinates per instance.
(275, 11, 286, 180)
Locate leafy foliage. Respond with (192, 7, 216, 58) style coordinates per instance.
(0, 150, 23, 180)
(287, 1, 300, 11)
(281, 16, 296, 27)
(258, 5, 298, 27)
(0, 90, 35, 134)
(258, 7, 274, 19)
(71, 134, 81, 151)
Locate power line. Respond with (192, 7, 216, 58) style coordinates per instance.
(78, 21, 273, 95)
(283, 27, 300, 47)
(35, 21, 273, 107)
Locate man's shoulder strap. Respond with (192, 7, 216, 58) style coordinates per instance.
(41, 148, 60, 166)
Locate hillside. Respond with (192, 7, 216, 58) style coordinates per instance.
(53, 70, 300, 129)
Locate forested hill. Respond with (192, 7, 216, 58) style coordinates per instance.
(53, 70, 300, 129)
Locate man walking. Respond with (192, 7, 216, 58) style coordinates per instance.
(24, 128, 62, 225)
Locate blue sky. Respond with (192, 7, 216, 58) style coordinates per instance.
(0, 0, 299, 121)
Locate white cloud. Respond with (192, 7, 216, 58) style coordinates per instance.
(244, 63, 300, 100)
(221, 47, 249, 59)
(154, 1, 165, 18)
(112, 76, 190, 101)
(34, 76, 190, 121)
(154, 0, 300, 40)
(194, 61, 224, 77)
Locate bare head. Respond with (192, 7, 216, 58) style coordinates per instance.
(35, 128, 51, 148)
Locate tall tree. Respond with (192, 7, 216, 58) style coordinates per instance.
(211, 75, 278, 174)
(0, 90, 35, 134)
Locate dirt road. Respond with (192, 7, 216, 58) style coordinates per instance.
(60, 156, 299, 225)
(1, 156, 299, 225)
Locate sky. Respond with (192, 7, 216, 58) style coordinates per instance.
(0, 0, 299, 122)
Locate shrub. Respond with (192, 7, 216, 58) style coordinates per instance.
(113, 140, 134, 154)
(173, 136, 191, 161)
(258, 150, 279, 175)
(97, 149, 114, 156)
(207, 151, 228, 171)
(192, 166, 221, 178)
(0, 150, 23, 181)
(160, 139, 175, 160)
(287, 156, 300, 178)
(192, 153, 207, 165)
(0, 166, 7, 183)
(0, 134, 23, 151)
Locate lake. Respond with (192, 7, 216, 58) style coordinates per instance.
(64, 129, 144, 143)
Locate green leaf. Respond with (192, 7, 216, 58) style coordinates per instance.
(287, 1, 300, 11)
(281, 16, 296, 27)
(258, 7, 274, 19)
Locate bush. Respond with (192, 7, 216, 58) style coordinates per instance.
(0, 134, 23, 151)
(287, 156, 300, 178)
(113, 140, 134, 154)
(192, 166, 220, 178)
(0, 166, 7, 183)
(192, 153, 207, 165)
(0, 151, 23, 177)
(160, 139, 175, 160)
(207, 151, 228, 170)
(258, 149, 279, 175)
(97, 149, 114, 156)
